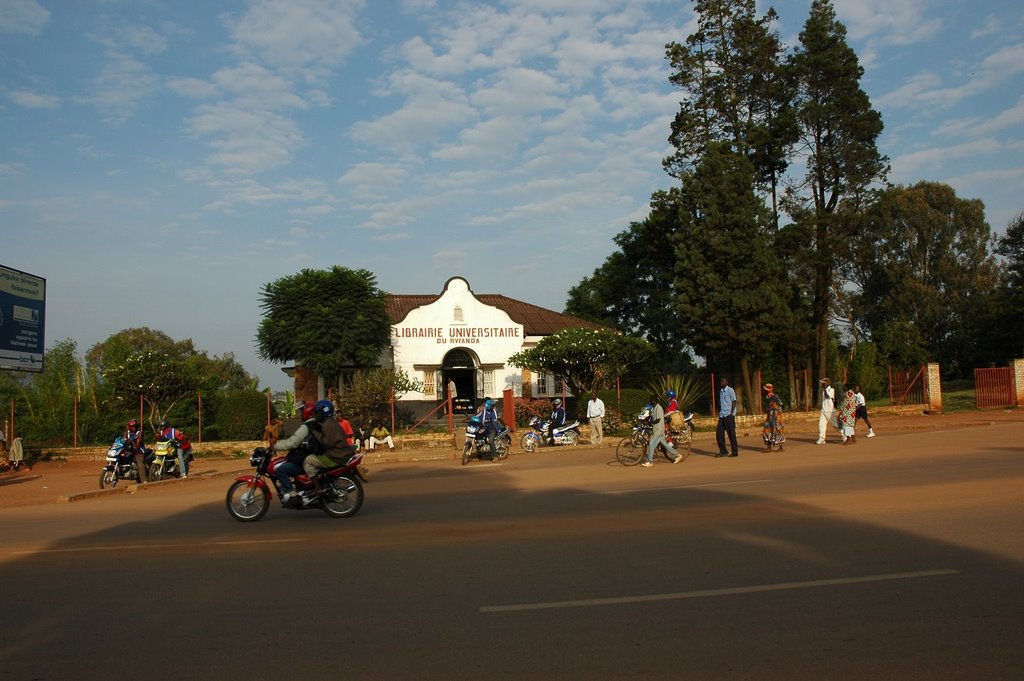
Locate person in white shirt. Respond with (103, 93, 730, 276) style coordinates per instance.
(853, 384, 876, 438)
(586, 392, 606, 445)
(816, 377, 840, 445)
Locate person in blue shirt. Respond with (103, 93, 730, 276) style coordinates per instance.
(715, 377, 739, 458)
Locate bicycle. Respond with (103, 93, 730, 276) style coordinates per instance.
(615, 418, 693, 466)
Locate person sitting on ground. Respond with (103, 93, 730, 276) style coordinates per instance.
(369, 422, 396, 451)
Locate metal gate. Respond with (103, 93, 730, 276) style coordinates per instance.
(889, 365, 926, 406)
(974, 367, 1014, 409)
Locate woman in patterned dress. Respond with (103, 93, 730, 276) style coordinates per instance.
(761, 383, 785, 452)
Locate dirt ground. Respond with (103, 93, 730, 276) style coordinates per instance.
(2, 408, 1021, 509)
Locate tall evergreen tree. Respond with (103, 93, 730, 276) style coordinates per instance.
(784, 0, 888, 387)
(672, 143, 792, 408)
(665, 0, 796, 227)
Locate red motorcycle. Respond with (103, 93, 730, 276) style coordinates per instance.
(225, 447, 366, 522)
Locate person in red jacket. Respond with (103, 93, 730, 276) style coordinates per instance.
(157, 419, 193, 478)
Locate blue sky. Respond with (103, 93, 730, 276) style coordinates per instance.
(2, 0, 1022, 391)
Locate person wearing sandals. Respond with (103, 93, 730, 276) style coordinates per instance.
(761, 383, 785, 452)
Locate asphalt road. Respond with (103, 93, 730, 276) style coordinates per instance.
(1, 423, 1022, 680)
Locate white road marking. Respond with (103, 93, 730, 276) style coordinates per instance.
(578, 479, 775, 496)
(480, 569, 960, 613)
(9, 538, 305, 556)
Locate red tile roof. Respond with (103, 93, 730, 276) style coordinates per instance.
(386, 293, 606, 337)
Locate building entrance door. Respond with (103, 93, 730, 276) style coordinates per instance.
(442, 349, 478, 414)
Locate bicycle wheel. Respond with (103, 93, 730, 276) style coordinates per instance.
(616, 436, 646, 466)
(675, 427, 693, 454)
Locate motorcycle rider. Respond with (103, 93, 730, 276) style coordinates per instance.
(157, 419, 193, 478)
(124, 419, 148, 483)
(302, 400, 355, 497)
(547, 398, 566, 446)
(475, 397, 502, 460)
(270, 401, 317, 505)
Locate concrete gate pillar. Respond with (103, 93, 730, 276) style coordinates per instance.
(926, 363, 943, 413)
(1013, 359, 1024, 407)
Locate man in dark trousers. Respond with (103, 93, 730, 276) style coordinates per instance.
(715, 377, 739, 458)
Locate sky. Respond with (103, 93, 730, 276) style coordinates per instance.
(2, 0, 1022, 392)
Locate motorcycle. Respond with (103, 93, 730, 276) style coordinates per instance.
(519, 415, 582, 452)
(148, 439, 192, 481)
(462, 415, 512, 465)
(225, 447, 367, 522)
(99, 436, 152, 489)
(616, 410, 695, 466)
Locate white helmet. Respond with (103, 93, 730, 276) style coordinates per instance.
(552, 398, 562, 406)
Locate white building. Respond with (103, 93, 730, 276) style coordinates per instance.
(291, 276, 603, 416)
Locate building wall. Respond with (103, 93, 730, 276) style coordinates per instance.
(390, 277, 529, 402)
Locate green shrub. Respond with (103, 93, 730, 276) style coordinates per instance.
(211, 390, 268, 440)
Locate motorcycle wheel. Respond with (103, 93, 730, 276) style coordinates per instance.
(562, 431, 579, 447)
(520, 434, 538, 453)
(322, 475, 363, 518)
(675, 427, 693, 453)
(495, 436, 511, 460)
(225, 480, 270, 522)
(462, 441, 472, 466)
(149, 463, 164, 482)
(616, 436, 645, 466)
(99, 468, 118, 489)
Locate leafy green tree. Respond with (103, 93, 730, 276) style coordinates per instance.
(508, 327, 656, 405)
(104, 352, 201, 430)
(852, 182, 1000, 375)
(988, 212, 1024, 360)
(564, 191, 696, 375)
(256, 267, 391, 381)
(337, 368, 423, 422)
(783, 0, 888, 386)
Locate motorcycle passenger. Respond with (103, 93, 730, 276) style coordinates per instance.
(476, 398, 502, 459)
(547, 398, 565, 446)
(303, 400, 356, 498)
(665, 389, 678, 415)
(157, 419, 193, 478)
(270, 401, 316, 505)
(124, 419, 148, 483)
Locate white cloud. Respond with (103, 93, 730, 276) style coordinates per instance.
(228, 0, 366, 69)
(167, 77, 219, 99)
(0, 0, 49, 35)
(879, 43, 1024, 110)
(890, 138, 1004, 178)
(77, 52, 159, 124)
(833, 0, 941, 46)
(935, 96, 1024, 138)
(186, 103, 304, 174)
(9, 90, 59, 109)
(338, 162, 411, 200)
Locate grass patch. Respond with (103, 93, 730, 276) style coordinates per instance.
(941, 389, 976, 413)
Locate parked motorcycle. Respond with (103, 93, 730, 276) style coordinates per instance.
(519, 415, 582, 452)
(99, 436, 152, 489)
(225, 447, 367, 522)
(148, 439, 192, 481)
(462, 415, 512, 465)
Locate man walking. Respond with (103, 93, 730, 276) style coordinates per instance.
(641, 394, 682, 467)
(715, 377, 739, 458)
(586, 392, 605, 445)
(816, 377, 839, 445)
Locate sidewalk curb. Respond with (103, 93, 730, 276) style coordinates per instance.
(57, 467, 250, 504)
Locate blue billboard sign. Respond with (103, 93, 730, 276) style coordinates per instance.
(0, 264, 46, 372)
